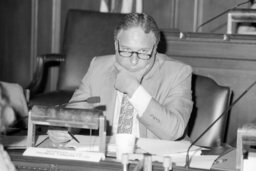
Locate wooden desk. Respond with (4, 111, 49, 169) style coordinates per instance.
(8, 149, 228, 171)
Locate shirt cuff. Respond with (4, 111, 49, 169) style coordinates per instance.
(129, 85, 152, 117)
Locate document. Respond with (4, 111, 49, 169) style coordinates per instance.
(23, 147, 105, 162)
(243, 152, 256, 171)
(67, 135, 202, 154)
(66, 135, 116, 155)
(136, 138, 202, 155)
(211, 148, 236, 171)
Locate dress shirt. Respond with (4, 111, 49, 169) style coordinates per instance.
(112, 85, 152, 137)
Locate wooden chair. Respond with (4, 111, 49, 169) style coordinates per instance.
(28, 10, 125, 106)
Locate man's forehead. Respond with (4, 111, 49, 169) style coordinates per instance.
(117, 27, 156, 45)
(118, 26, 154, 36)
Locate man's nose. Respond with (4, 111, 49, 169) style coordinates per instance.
(130, 53, 139, 65)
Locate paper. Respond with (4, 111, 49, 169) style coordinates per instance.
(23, 147, 105, 162)
(244, 152, 256, 171)
(67, 135, 218, 169)
(67, 135, 116, 154)
(211, 149, 236, 171)
(136, 138, 203, 155)
(67, 135, 202, 154)
(189, 155, 219, 169)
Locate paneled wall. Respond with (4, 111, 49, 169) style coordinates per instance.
(192, 0, 247, 33)
(0, 0, 250, 87)
(0, 0, 32, 87)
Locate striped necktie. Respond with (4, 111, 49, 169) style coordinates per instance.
(117, 94, 134, 134)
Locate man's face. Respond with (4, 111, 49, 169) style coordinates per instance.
(115, 27, 157, 73)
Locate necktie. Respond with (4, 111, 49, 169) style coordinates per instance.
(117, 94, 134, 134)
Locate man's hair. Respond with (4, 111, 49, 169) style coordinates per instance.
(114, 13, 160, 43)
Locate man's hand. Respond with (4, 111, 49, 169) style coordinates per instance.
(114, 63, 141, 97)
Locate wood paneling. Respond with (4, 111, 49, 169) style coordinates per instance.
(162, 31, 256, 146)
(176, 0, 195, 32)
(199, 0, 248, 33)
(0, 0, 32, 87)
(1, 0, 253, 87)
(143, 0, 174, 29)
(37, 0, 53, 55)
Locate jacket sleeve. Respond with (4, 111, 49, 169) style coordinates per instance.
(131, 65, 193, 140)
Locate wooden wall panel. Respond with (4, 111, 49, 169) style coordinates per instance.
(199, 0, 248, 33)
(0, 0, 32, 87)
(143, 0, 174, 29)
(173, 0, 250, 33)
(1, 0, 253, 88)
(37, 0, 53, 55)
(176, 0, 195, 32)
(162, 31, 256, 146)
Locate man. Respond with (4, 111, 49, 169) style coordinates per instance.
(49, 12, 193, 142)
(0, 82, 28, 132)
(0, 82, 28, 171)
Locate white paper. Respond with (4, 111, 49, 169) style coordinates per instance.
(189, 155, 219, 169)
(23, 147, 105, 162)
(66, 135, 218, 169)
(136, 138, 203, 155)
(67, 135, 116, 154)
(244, 152, 256, 171)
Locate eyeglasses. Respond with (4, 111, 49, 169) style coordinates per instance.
(117, 41, 155, 60)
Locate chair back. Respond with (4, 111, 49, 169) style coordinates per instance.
(187, 74, 231, 148)
(57, 10, 125, 91)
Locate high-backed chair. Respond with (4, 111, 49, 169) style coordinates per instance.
(28, 10, 125, 106)
(187, 74, 231, 148)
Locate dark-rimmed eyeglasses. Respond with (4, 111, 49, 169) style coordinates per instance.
(117, 41, 155, 60)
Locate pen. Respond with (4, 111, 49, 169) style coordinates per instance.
(68, 131, 80, 143)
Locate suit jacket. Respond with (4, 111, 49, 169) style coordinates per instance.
(69, 53, 193, 140)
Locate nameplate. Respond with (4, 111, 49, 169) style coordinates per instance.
(23, 147, 105, 162)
